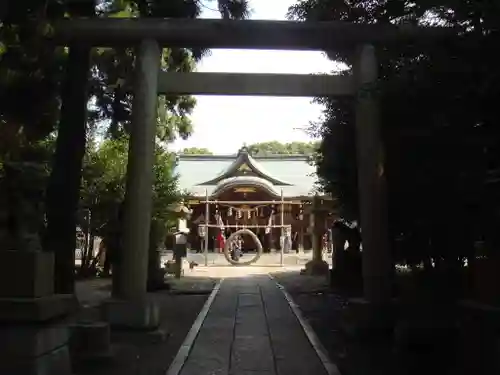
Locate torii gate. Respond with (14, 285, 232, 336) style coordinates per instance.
(53, 18, 454, 327)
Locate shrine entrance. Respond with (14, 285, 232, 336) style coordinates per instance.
(199, 192, 295, 267)
(50, 17, 455, 319)
(223, 228, 263, 266)
(183, 150, 307, 266)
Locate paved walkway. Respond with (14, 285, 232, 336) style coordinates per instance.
(178, 275, 329, 375)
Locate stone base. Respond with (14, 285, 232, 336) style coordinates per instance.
(0, 294, 77, 323)
(112, 327, 169, 345)
(101, 298, 160, 330)
(69, 322, 113, 363)
(0, 323, 71, 375)
(302, 259, 330, 276)
(0, 251, 54, 298)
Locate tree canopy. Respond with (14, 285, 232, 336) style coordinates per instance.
(247, 141, 319, 156)
(179, 141, 319, 156)
(181, 147, 213, 155)
(81, 137, 178, 239)
(288, 0, 500, 266)
(0, 0, 251, 287)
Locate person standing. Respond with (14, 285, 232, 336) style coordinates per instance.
(217, 230, 225, 253)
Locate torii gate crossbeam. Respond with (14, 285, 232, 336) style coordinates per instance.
(53, 18, 456, 49)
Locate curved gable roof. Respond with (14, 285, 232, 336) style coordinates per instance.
(198, 146, 292, 186)
(211, 176, 281, 198)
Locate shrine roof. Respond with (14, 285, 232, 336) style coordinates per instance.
(174, 146, 318, 198)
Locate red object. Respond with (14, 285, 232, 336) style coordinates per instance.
(217, 232, 225, 253)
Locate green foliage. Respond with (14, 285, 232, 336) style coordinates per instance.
(288, 0, 500, 266)
(0, 0, 251, 248)
(81, 137, 179, 239)
(90, 0, 250, 141)
(247, 141, 319, 156)
(0, 0, 251, 157)
(151, 145, 179, 227)
(181, 147, 213, 155)
(0, 1, 66, 159)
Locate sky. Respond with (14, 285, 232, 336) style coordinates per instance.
(171, 0, 340, 154)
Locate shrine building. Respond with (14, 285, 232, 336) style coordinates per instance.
(174, 146, 329, 251)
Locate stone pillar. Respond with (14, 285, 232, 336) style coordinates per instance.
(354, 45, 392, 309)
(299, 227, 304, 253)
(102, 39, 161, 329)
(0, 162, 75, 374)
(303, 195, 329, 275)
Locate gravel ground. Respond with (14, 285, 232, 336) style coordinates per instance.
(72, 277, 217, 375)
(271, 270, 396, 375)
(271, 270, 500, 375)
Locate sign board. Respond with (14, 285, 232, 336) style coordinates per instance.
(234, 187, 255, 193)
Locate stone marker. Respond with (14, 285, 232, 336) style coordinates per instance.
(0, 162, 76, 375)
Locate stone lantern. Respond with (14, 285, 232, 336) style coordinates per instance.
(303, 195, 330, 275)
(169, 200, 192, 278)
(0, 162, 76, 374)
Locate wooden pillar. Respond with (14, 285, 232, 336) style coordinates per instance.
(354, 45, 392, 307)
(119, 39, 161, 300)
(204, 189, 209, 265)
(312, 196, 323, 262)
(299, 227, 304, 252)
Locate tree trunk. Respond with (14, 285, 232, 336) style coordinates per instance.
(44, 44, 90, 294)
(79, 233, 95, 277)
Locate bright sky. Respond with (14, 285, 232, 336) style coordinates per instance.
(171, 0, 341, 154)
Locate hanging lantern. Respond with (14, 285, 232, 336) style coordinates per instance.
(247, 210, 251, 219)
(228, 207, 232, 216)
(237, 209, 242, 219)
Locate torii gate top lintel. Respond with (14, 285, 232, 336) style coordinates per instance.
(53, 18, 456, 50)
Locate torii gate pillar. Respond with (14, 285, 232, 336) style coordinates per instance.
(102, 39, 161, 329)
(354, 45, 393, 326)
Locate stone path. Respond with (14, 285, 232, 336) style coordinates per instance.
(177, 275, 330, 375)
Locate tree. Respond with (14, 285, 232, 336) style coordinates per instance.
(42, 0, 251, 292)
(0, 1, 66, 161)
(79, 136, 179, 275)
(0, 2, 68, 282)
(247, 141, 319, 156)
(0, 0, 251, 291)
(181, 147, 213, 155)
(288, 0, 500, 271)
